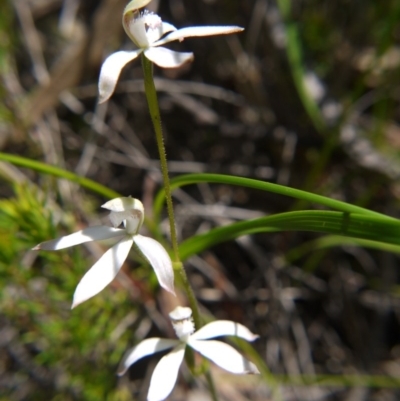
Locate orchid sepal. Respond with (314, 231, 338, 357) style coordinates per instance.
(147, 344, 186, 401)
(188, 339, 259, 374)
(33, 226, 125, 251)
(98, 50, 142, 103)
(133, 234, 175, 295)
(191, 320, 259, 342)
(118, 338, 179, 375)
(153, 25, 245, 47)
(71, 236, 134, 309)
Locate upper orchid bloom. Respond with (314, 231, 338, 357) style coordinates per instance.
(33, 197, 175, 308)
(118, 306, 259, 401)
(98, 0, 244, 103)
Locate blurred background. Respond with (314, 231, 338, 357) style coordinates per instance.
(1, 0, 400, 400)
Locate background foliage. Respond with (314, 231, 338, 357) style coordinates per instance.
(1, 0, 400, 400)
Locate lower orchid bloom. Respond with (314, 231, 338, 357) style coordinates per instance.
(118, 306, 259, 401)
(33, 197, 175, 308)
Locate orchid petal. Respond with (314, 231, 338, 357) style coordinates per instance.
(123, 0, 152, 15)
(147, 21, 177, 44)
(133, 234, 175, 294)
(144, 47, 193, 68)
(108, 210, 142, 232)
(102, 197, 144, 212)
(98, 50, 142, 103)
(147, 344, 186, 401)
(71, 236, 134, 308)
(124, 13, 150, 48)
(153, 26, 244, 47)
(33, 226, 125, 251)
(102, 197, 144, 233)
(188, 340, 259, 374)
(191, 320, 259, 342)
(118, 338, 179, 376)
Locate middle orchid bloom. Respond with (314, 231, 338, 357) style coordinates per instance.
(98, 1, 244, 103)
(34, 197, 175, 308)
(118, 306, 259, 401)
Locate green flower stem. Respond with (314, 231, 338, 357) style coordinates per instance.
(205, 370, 219, 401)
(140, 55, 201, 328)
(177, 266, 201, 329)
(141, 55, 180, 263)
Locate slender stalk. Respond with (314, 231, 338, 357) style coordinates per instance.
(205, 370, 219, 401)
(178, 268, 201, 329)
(141, 55, 179, 263)
(140, 55, 201, 327)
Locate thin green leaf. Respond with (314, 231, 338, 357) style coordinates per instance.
(154, 174, 394, 221)
(286, 235, 400, 263)
(0, 152, 120, 199)
(179, 210, 400, 261)
(274, 374, 400, 388)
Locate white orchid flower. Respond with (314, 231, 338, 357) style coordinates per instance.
(98, 0, 244, 103)
(118, 306, 259, 401)
(33, 197, 175, 308)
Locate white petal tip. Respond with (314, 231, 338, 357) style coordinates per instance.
(71, 300, 80, 309)
(164, 286, 176, 296)
(71, 291, 88, 309)
(247, 363, 260, 374)
(98, 88, 113, 105)
(32, 241, 55, 251)
(224, 26, 244, 33)
(161, 280, 175, 295)
(71, 289, 96, 308)
(98, 96, 109, 104)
